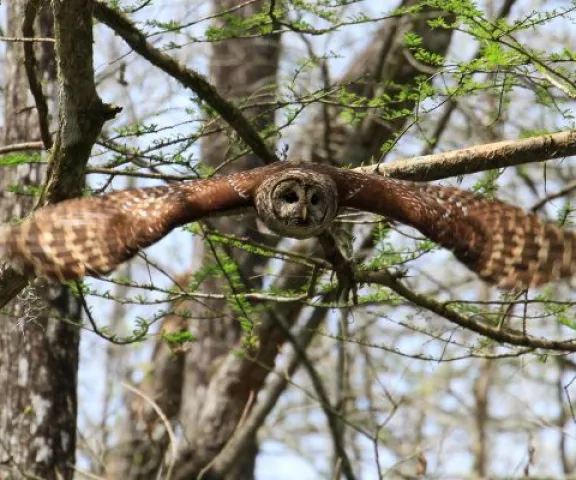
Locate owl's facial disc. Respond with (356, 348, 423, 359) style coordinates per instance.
(254, 170, 339, 239)
(276, 183, 312, 225)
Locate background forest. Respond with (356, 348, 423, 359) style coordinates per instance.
(1, 0, 576, 479)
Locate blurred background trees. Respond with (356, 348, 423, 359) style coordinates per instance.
(1, 0, 575, 478)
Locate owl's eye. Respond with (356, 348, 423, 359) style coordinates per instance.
(281, 191, 299, 204)
(310, 193, 319, 205)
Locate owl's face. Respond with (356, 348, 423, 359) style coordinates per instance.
(254, 170, 339, 239)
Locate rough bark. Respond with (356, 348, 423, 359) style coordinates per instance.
(0, 1, 119, 478)
(0, 3, 79, 479)
(109, 2, 281, 478)
(177, 2, 281, 478)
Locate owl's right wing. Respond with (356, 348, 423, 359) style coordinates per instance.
(335, 169, 576, 289)
(0, 166, 278, 281)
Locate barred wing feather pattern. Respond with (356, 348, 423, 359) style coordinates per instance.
(340, 170, 576, 289)
(0, 168, 275, 281)
(417, 185, 576, 288)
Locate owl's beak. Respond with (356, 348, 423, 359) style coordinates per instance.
(300, 205, 307, 222)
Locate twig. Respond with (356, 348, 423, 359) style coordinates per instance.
(207, 307, 330, 477)
(271, 315, 357, 480)
(0, 36, 55, 43)
(77, 285, 149, 344)
(86, 167, 201, 182)
(531, 179, 576, 212)
(357, 270, 576, 351)
(0, 142, 44, 154)
(69, 465, 107, 479)
(419, 0, 520, 155)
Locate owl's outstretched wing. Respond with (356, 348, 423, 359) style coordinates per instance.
(335, 169, 576, 289)
(0, 166, 277, 281)
(5, 160, 575, 289)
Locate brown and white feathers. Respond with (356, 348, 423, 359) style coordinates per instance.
(1, 162, 575, 289)
(343, 172, 576, 289)
(0, 168, 272, 281)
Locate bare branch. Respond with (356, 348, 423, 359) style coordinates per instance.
(205, 308, 327, 476)
(121, 382, 179, 480)
(357, 130, 576, 181)
(22, 0, 52, 149)
(0, 141, 44, 154)
(92, 1, 278, 165)
(0, 36, 55, 43)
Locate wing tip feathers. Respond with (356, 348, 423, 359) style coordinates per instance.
(0, 225, 27, 276)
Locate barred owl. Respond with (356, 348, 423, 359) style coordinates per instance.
(1, 161, 575, 289)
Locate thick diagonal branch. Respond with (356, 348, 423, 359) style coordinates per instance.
(93, 1, 278, 165)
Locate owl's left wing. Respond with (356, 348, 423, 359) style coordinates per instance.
(334, 169, 576, 289)
(0, 166, 277, 281)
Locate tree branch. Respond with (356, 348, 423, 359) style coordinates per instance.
(0, 141, 44, 154)
(357, 130, 576, 181)
(92, 2, 278, 165)
(189, 306, 351, 480)
(0, 0, 121, 308)
(40, 0, 121, 205)
(260, 314, 357, 480)
(22, 0, 52, 149)
(356, 270, 576, 352)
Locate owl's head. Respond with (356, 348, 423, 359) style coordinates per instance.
(254, 169, 339, 239)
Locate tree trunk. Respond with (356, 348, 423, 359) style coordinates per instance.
(0, 3, 80, 479)
(109, 2, 281, 478)
(178, 2, 281, 478)
(175, 3, 455, 476)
